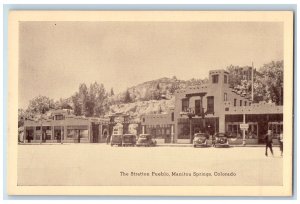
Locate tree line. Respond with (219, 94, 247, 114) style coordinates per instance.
(227, 60, 283, 105)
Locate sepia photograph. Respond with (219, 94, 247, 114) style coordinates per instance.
(7, 11, 294, 196)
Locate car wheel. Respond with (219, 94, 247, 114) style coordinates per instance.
(193, 145, 196, 148)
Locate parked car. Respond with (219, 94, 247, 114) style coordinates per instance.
(213, 132, 230, 148)
(122, 134, 137, 147)
(193, 133, 210, 148)
(110, 134, 123, 146)
(136, 134, 157, 147)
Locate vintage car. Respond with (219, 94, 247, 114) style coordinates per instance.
(122, 134, 137, 147)
(136, 134, 157, 147)
(110, 134, 123, 146)
(193, 133, 210, 148)
(213, 132, 230, 148)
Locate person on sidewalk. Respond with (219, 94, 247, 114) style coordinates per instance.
(279, 131, 283, 156)
(264, 130, 274, 157)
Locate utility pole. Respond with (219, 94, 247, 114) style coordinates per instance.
(251, 62, 254, 102)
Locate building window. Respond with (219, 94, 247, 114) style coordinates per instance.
(224, 75, 228, 84)
(244, 101, 247, 106)
(224, 93, 227, 101)
(240, 100, 242, 106)
(207, 96, 214, 114)
(234, 99, 237, 106)
(249, 102, 251, 106)
(182, 98, 189, 112)
(171, 112, 174, 121)
(195, 99, 202, 115)
(142, 118, 145, 122)
(212, 74, 219, 83)
(36, 126, 41, 130)
(55, 115, 64, 120)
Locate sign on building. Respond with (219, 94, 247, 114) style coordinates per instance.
(240, 123, 249, 130)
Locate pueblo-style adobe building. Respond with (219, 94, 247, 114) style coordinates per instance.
(141, 69, 283, 145)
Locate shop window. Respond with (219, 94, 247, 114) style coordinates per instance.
(182, 98, 189, 112)
(166, 128, 171, 135)
(224, 75, 228, 84)
(247, 123, 258, 139)
(46, 134, 51, 140)
(80, 130, 89, 138)
(212, 74, 219, 83)
(207, 96, 214, 114)
(35, 134, 41, 140)
(67, 129, 75, 139)
(36, 126, 41, 130)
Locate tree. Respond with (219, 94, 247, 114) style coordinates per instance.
(72, 92, 82, 116)
(259, 61, 283, 105)
(27, 95, 55, 114)
(54, 98, 72, 110)
(227, 65, 245, 88)
(92, 82, 107, 116)
(18, 108, 26, 127)
(110, 88, 114, 96)
(78, 83, 88, 116)
(124, 89, 132, 103)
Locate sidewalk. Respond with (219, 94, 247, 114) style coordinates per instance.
(156, 143, 274, 147)
(19, 142, 278, 147)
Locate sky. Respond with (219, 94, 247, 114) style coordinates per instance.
(19, 21, 283, 109)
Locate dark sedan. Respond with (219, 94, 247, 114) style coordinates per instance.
(136, 134, 157, 147)
(213, 133, 230, 148)
(193, 133, 210, 148)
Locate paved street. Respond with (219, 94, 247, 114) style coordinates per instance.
(18, 144, 283, 186)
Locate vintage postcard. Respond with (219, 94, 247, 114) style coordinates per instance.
(7, 11, 293, 196)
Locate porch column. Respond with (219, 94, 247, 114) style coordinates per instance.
(99, 124, 103, 142)
(51, 126, 54, 141)
(142, 125, 145, 134)
(64, 126, 67, 143)
(242, 114, 246, 146)
(171, 125, 174, 143)
(23, 126, 26, 143)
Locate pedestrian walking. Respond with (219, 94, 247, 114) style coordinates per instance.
(264, 130, 273, 157)
(279, 131, 283, 156)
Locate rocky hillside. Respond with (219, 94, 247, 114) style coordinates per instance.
(109, 77, 208, 104)
(107, 98, 175, 120)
